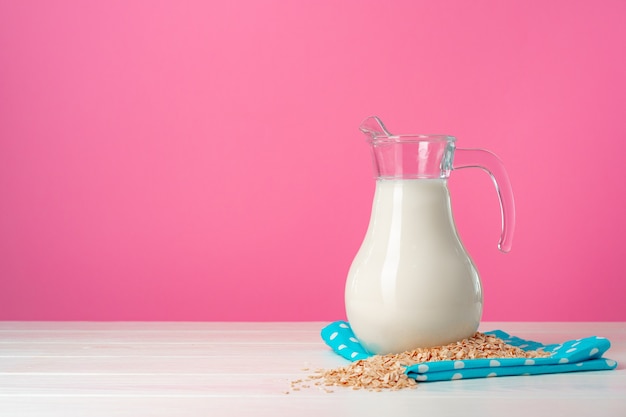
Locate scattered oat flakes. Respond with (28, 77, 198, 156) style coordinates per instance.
(288, 332, 550, 393)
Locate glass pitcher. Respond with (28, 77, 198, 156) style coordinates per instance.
(345, 116, 515, 354)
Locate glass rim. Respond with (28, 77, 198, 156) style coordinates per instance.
(367, 134, 456, 143)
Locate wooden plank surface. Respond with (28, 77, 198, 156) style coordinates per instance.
(0, 322, 624, 416)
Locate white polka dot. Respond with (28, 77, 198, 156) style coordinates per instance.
(572, 341, 581, 347)
(451, 373, 463, 380)
(337, 344, 347, 350)
(524, 359, 535, 365)
(418, 364, 429, 373)
(339, 323, 349, 328)
(553, 344, 562, 350)
(487, 372, 497, 377)
(454, 361, 465, 369)
(596, 336, 606, 340)
(589, 348, 599, 356)
(490, 360, 501, 367)
(350, 351, 359, 359)
(576, 363, 584, 367)
(606, 360, 616, 367)
(519, 344, 529, 348)
(329, 332, 338, 340)
(416, 375, 428, 381)
(349, 337, 359, 343)
(558, 358, 569, 364)
(566, 348, 577, 353)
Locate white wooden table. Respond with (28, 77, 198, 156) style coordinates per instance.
(0, 322, 624, 416)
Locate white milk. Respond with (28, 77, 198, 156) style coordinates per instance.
(345, 179, 482, 354)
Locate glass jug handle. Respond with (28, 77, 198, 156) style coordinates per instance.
(453, 149, 516, 253)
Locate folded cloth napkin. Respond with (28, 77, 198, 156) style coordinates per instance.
(321, 321, 618, 382)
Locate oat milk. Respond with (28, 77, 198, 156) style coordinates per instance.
(345, 179, 482, 354)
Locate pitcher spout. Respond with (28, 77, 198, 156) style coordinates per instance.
(359, 116, 392, 140)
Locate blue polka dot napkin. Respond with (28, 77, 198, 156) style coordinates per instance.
(321, 321, 618, 382)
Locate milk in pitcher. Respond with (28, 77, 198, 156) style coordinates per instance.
(345, 178, 482, 354)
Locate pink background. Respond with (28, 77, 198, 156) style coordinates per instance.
(1, 1, 625, 321)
